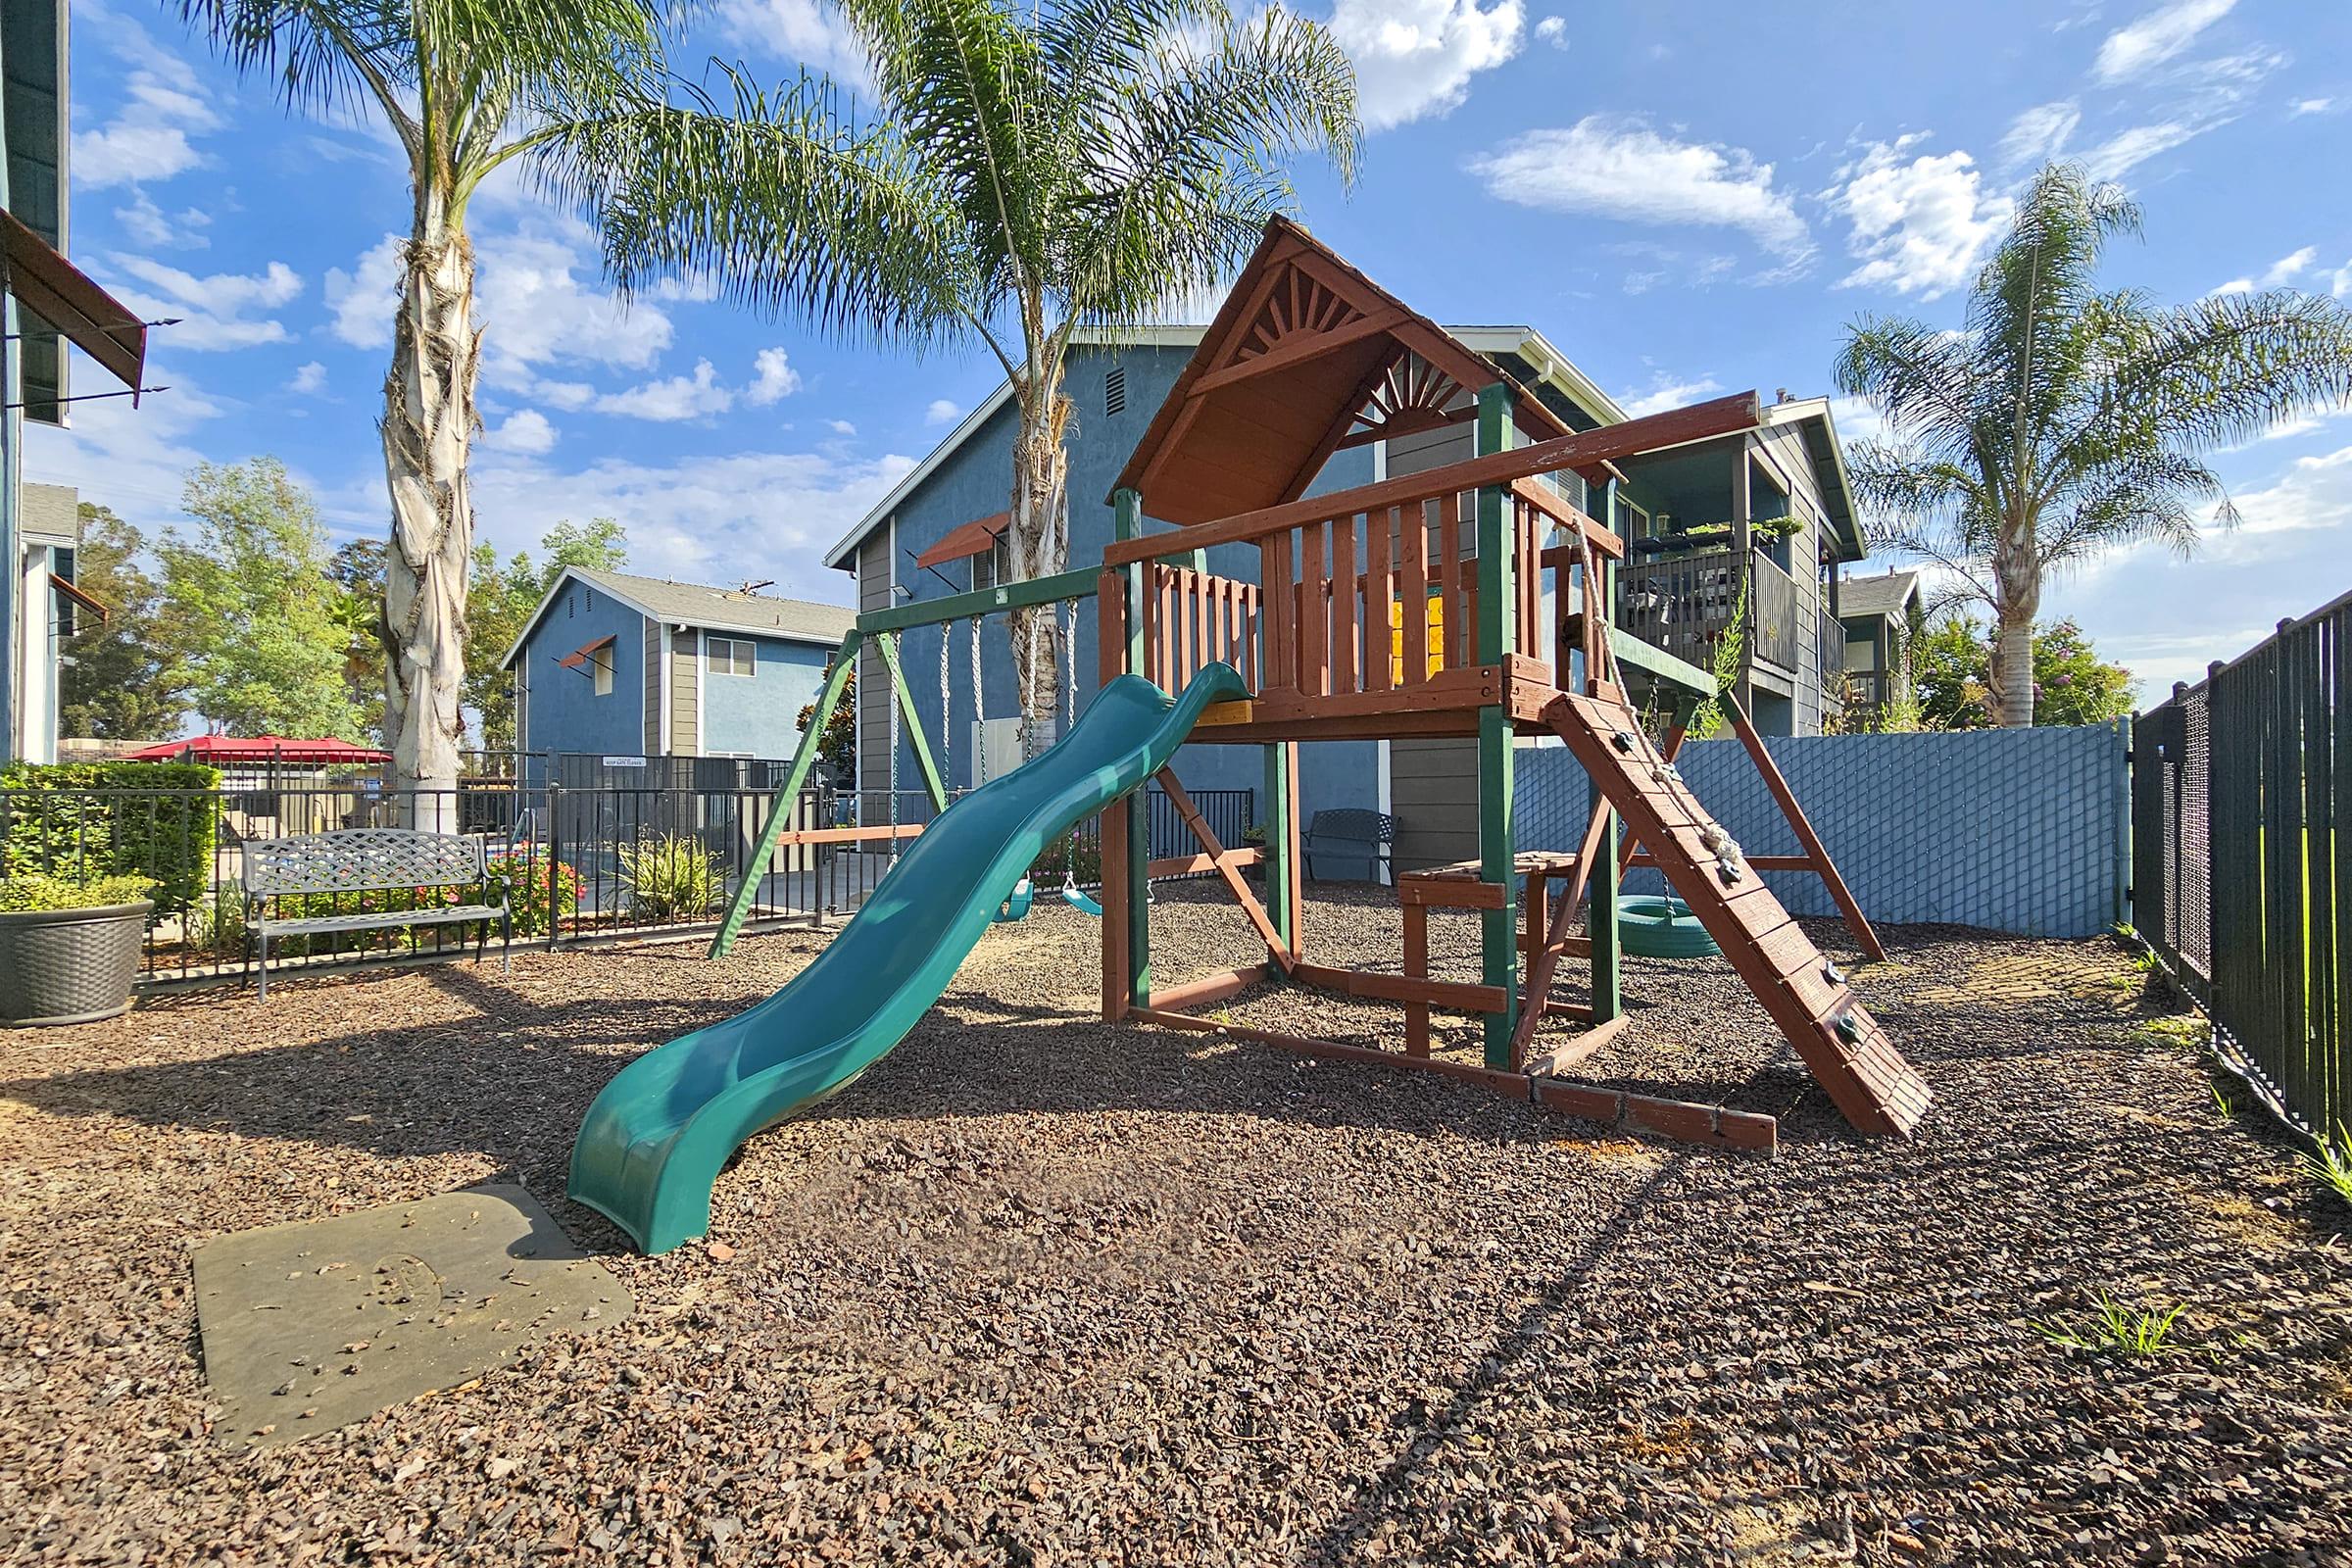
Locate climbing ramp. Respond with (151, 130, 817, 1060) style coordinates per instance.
(1545, 688, 1934, 1137)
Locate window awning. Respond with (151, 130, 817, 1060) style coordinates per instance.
(557, 634, 617, 672)
(1, 208, 147, 403)
(50, 571, 109, 625)
(913, 511, 1010, 570)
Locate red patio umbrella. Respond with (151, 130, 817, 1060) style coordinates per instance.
(122, 735, 392, 764)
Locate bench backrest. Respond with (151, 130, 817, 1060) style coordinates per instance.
(1306, 808, 1396, 844)
(242, 829, 487, 898)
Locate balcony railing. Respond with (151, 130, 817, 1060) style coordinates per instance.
(1616, 545, 1806, 676)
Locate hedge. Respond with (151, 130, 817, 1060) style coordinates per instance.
(0, 760, 223, 914)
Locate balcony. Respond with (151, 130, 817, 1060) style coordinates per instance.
(1617, 546, 1802, 676)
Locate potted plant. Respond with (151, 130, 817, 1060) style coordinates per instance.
(0, 871, 157, 1026)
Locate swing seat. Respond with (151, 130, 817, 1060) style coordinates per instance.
(1060, 883, 1102, 917)
(994, 878, 1035, 923)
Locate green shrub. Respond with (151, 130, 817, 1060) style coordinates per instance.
(0, 870, 158, 912)
(0, 760, 221, 914)
(185, 879, 247, 954)
(486, 853, 577, 937)
(616, 834, 723, 921)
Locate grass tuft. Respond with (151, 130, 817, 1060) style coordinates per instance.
(2034, 1294, 2191, 1357)
(2301, 1126, 2352, 1207)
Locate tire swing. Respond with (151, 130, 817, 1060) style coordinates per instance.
(1610, 895, 1721, 959)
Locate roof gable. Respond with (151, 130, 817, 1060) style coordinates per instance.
(500, 565, 856, 669)
(1112, 218, 1571, 525)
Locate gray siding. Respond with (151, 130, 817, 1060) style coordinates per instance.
(858, 531, 893, 801)
(671, 625, 700, 754)
(641, 619, 663, 756)
(1750, 424, 1837, 735)
(1385, 414, 1479, 870)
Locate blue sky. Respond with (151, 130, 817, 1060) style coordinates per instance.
(26, 0, 2352, 702)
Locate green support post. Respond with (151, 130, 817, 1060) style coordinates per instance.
(708, 631, 862, 958)
(1262, 741, 1294, 949)
(873, 629, 948, 813)
(1114, 487, 1152, 1005)
(1589, 477, 1623, 1020)
(1474, 382, 1519, 1069)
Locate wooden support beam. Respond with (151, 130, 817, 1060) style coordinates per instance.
(1727, 696, 1886, 961)
(1530, 1078, 1777, 1152)
(1132, 1007, 1534, 1097)
(1189, 306, 1411, 394)
(1150, 964, 1270, 1013)
(856, 565, 1101, 635)
(1291, 960, 1508, 1014)
(1626, 853, 1818, 872)
(1156, 766, 1297, 973)
(1148, 846, 1263, 879)
(1104, 393, 1762, 568)
(1522, 1013, 1635, 1078)
(1475, 382, 1520, 1072)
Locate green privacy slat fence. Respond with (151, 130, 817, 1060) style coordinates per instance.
(2134, 590, 2352, 1137)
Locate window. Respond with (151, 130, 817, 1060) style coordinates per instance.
(1104, 366, 1127, 416)
(592, 649, 614, 696)
(708, 636, 756, 677)
(971, 534, 1011, 591)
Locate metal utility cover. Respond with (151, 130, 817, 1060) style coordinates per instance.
(192, 1184, 630, 1446)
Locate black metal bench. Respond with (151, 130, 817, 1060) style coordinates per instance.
(1303, 808, 1396, 883)
(242, 829, 511, 1000)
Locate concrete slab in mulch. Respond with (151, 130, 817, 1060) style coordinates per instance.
(192, 1183, 630, 1447)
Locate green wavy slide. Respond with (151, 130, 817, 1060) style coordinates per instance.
(568, 663, 1249, 1253)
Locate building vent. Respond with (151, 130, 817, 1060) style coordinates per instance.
(585, 588, 595, 609)
(1104, 366, 1126, 417)
(566, 592, 575, 619)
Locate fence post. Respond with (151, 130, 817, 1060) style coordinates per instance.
(547, 782, 564, 953)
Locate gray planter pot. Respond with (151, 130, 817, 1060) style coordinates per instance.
(0, 901, 152, 1026)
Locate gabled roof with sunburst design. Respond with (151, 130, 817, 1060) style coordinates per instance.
(1111, 218, 1579, 525)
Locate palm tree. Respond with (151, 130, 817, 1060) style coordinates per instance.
(1836, 164, 2352, 725)
(175, 0, 675, 817)
(574, 0, 1358, 733)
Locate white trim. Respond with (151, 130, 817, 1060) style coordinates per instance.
(500, 564, 850, 671)
(694, 628, 708, 758)
(658, 624, 673, 755)
(1450, 326, 1627, 426)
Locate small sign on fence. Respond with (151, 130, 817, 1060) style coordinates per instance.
(601, 756, 648, 768)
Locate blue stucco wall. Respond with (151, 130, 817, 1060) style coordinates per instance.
(517, 582, 644, 760)
(870, 341, 1383, 818)
(703, 633, 834, 757)
(1513, 722, 2131, 938)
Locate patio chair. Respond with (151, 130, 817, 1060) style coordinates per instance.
(1303, 808, 1395, 884)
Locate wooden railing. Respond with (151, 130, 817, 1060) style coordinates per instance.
(1143, 564, 1260, 694)
(1617, 544, 1805, 676)
(1120, 467, 1607, 714)
(1750, 553, 1800, 672)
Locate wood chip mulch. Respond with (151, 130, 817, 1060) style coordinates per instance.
(3, 881, 2349, 1566)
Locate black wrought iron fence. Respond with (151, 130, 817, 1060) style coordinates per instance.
(2133, 592, 2351, 1136)
(0, 776, 1257, 990)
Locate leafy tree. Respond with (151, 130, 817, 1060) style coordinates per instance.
(795, 667, 856, 782)
(57, 503, 186, 739)
(174, 0, 682, 808)
(1837, 163, 2352, 725)
(1911, 614, 2132, 731)
(463, 518, 628, 751)
(326, 538, 388, 744)
(579, 0, 1358, 730)
(159, 459, 361, 740)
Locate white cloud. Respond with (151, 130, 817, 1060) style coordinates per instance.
(748, 347, 804, 406)
(712, 0, 875, 89)
(21, 364, 227, 522)
(466, 446, 918, 594)
(1826, 394, 1888, 448)
(69, 24, 220, 190)
(1830, 138, 2013, 300)
(1533, 15, 1566, 48)
(482, 409, 559, 456)
(826, 418, 858, 435)
(105, 255, 304, 351)
(2093, 0, 2235, 83)
(2292, 97, 2336, 116)
(2080, 47, 2280, 180)
(925, 399, 962, 426)
(537, 380, 597, 412)
(288, 361, 327, 395)
(116, 189, 212, 250)
(2208, 245, 2319, 297)
(1620, 375, 1723, 418)
(1470, 116, 1811, 259)
(472, 225, 677, 390)
(324, 233, 406, 350)
(1330, 0, 1525, 131)
(593, 359, 733, 421)
(1998, 101, 2081, 170)
(2223, 442, 2352, 538)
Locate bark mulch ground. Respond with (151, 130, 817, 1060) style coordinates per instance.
(3, 882, 2349, 1566)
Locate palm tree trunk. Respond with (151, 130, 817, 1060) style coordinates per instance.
(381, 200, 480, 828)
(1989, 521, 2038, 727)
(1006, 372, 1072, 757)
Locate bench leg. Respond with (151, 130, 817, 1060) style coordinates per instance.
(256, 932, 269, 1004)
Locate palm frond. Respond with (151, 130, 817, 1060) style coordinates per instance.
(2099, 289, 2352, 453)
(174, 0, 419, 147)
